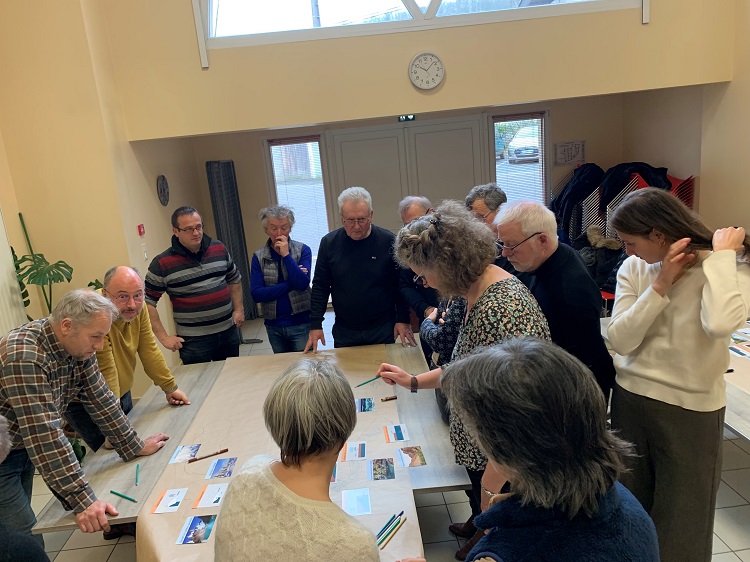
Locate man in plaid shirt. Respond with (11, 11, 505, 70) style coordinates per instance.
(0, 290, 170, 548)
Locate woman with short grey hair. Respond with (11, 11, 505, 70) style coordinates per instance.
(377, 200, 550, 560)
(398, 340, 659, 562)
(214, 359, 378, 561)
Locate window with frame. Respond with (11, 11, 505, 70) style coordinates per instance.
(492, 113, 547, 204)
(204, 0, 639, 43)
(268, 137, 330, 266)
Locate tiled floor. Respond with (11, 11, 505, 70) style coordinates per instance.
(31, 317, 750, 561)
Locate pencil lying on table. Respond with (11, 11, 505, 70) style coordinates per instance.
(187, 448, 229, 464)
(379, 516, 407, 549)
(110, 490, 138, 503)
(135, 463, 140, 486)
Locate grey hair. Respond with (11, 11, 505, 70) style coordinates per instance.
(258, 205, 296, 228)
(50, 289, 119, 326)
(103, 266, 143, 289)
(441, 339, 632, 518)
(337, 187, 372, 214)
(264, 358, 356, 468)
(495, 201, 559, 242)
(0, 415, 10, 464)
(398, 196, 433, 217)
(394, 200, 497, 297)
(464, 183, 507, 212)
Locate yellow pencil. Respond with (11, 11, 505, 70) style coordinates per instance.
(379, 516, 407, 549)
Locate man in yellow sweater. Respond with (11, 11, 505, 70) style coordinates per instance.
(65, 266, 190, 454)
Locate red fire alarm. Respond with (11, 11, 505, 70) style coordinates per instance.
(137, 224, 145, 237)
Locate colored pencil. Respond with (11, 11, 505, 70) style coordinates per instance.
(379, 516, 407, 549)
(135, 463, 140, 486)
(110, 490, 138, 503)
(380, 395, 398, 402)
(355, 375, 381, 388)
(187, 448, 229, 464)
(376, 510, 403, 539)
(377, 516, 400, 545)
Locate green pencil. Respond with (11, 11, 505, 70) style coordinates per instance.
(355, 375, 381, 388)
(110, 490, 138, 503)
(135, 463, 140, 486)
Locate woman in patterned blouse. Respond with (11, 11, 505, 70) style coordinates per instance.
(377, 200, 550, 560)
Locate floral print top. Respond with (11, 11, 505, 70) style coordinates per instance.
(448, 277, 550, 471)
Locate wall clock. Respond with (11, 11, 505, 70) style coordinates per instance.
(156, 175, 170, 206)
(408, 52, 445, 91)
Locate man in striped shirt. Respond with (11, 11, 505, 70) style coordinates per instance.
(145, 206, 245, 365)
(0, 290, 169, 547)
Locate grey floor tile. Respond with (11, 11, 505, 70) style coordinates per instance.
(734, 439, 750, 456)
(718, 480, 750, 508)
(414, 491, 445, 507)
(48, 553, 58, 562)
(62, 529, 116, 550)
(416, 505, 455, 543)
(31, 493, 53, 516)
(118, 535, 135, 544)
(722, 469, 750, 503)
(712, 553, 741, 561)
(737, 550, 750, 562)
(714, 505, 750, 551)
(43, 530, 74, 553)
(422, 540, 461, 562)
(107, 542, 136, 562)
(714, 533, 731, 554)
(53, 546, 114, 562)
(443, 490, 470, 504)
(447, 501, 472, 525)
(723, 441, 750, 471)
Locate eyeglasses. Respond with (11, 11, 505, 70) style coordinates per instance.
(342, 217, 371, 227)
(176, 224, 204, 234)
(106, 292, 145, 304)
(413, 272, 425, 285)
(473, 209, 493, 220)
(498, 232, 542, 253)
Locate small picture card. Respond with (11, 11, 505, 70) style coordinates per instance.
(739, 328, 750, 336)
(398, 446, 427, 467)
(341, 441, 367, 461)
(355, 398, 374, 412)
(729, 346, 750, 359)
(169, 444, 201, 464)
(732, 333, 750, 343)
(368, 458, 395, 481)
(205, 457, 237, 479)
(151, 488, 188, 514)
(330, 463, 338, 483)
(193, 483, 228, 509)
(383, 424, 410, 443)
(177, 514, 217, 544)
(341, 488, 372, 516)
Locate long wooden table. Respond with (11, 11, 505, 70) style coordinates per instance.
(33, 343, 467, 560)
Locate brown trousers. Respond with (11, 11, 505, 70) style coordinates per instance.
(611, 384, 724, 562)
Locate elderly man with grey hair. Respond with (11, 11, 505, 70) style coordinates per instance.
(495, 201, 615, 400)
(465, 182, 507, 227)
(250, 205, 312, 353)
(0, 290, 170, 547)
(305, 187, 414, 352)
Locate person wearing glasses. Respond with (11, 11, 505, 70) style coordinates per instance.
(376, 200, 549, 560)
(495, 201, 615, 402)
(305, 187, 414, 352)
(145, 206, 245, 364)
(66, 266, 190, 443)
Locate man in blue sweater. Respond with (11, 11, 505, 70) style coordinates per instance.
(304, 187, 415, 352)
(250, 206, 312, 353)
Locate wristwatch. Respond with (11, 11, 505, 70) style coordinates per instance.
(410, 374, 418, 393)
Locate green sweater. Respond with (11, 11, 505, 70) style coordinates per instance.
(96, 302, 177, 398)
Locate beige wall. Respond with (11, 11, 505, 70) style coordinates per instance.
(700, 1, 750, 230)
(622, 86, 703, 181)
(103, 0, 733, 141)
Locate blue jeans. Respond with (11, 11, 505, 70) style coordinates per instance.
(265, 323, 310, 353)
(179, 326, 241, 365)
(64, 391, 133, 452)
(0, 448, 45, 550)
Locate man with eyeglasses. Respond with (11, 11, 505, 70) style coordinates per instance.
(304, 187, 415, 352)
(495, 201, 615, 401)
(146, 206, 245, 364)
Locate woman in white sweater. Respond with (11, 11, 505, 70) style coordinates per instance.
(213, 359, 378, 561)
(607, 188, 750, 562)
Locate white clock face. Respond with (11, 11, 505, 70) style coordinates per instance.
(409, 53, 445, 90)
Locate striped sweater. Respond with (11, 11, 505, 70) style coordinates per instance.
(145, 234, 241, 337)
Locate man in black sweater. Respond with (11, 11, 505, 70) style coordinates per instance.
(496, 201, 615, 402)
(304, 187, 415, 352)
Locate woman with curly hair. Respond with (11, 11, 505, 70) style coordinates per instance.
(376, 200, 550, 560)
(608, 188, 750, 562)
